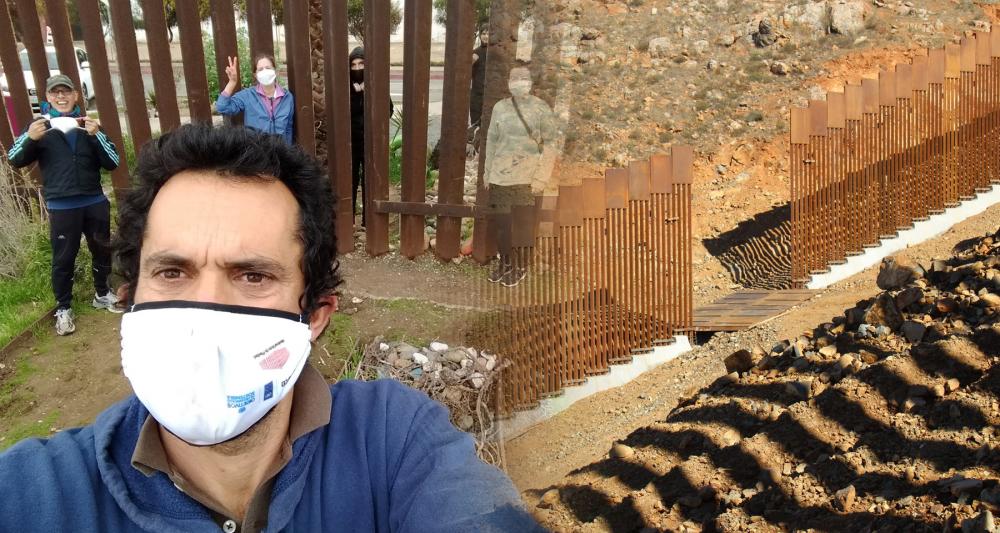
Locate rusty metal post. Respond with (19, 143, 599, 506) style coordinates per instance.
(109, 0, 153, 154)
(434, 0, 475, 260)
(363, 0, 391, 255)
(323, 0, 355, 253)
(141, 0, 181, 131)
(77, 0, 130, 192)
(400, 0, 433, 259)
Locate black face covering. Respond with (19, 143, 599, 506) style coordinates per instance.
(350, 69, 364, 83)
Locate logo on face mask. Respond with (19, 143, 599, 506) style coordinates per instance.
(227, 391, 256, 413)
(259, 346, 290, 370)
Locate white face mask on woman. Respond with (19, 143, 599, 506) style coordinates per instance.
(120, 301, 312, 445)
(256, 68, 277, 87)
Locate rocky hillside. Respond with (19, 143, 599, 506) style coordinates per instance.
(538, 0, 998, 302)
(523, 229, 1000, 531)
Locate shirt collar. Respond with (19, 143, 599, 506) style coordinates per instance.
(255, 83, 286, 98)
(131, 363, 331, 477)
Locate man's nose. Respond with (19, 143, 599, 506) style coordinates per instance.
(189, 271, 231, 305)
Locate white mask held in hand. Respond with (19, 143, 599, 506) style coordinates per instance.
(49, 116, 80, 133)
(508, 80, 532, 97)
(256, 68, 277, 86)
(120, 301, 312, 446)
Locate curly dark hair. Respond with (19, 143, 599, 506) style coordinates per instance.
(114, 124, 341, 314)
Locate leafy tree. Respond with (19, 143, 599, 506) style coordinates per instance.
(432, 0, 491, 32)
(346, 0, 402, 46)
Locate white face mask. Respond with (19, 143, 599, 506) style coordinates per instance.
(509, 80, 531, 97)
(256, 68, 277, 86)
(120, 302, 312, 446)
(49, 116, 80, 133)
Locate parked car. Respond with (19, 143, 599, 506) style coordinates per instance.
(0, 46, 95, 112)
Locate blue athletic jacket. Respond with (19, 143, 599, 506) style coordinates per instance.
(216, 86, 295, 144)
(0, 379, 542, 532)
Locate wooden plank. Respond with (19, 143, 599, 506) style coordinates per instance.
(628, 159, 651, 201)
(895, 63, 912, 100)
(929, 48, 946, 84)
(879, 69, 896, 106)
(210, 0, 242, 126)
(912, 55, 928, 92)
(809, 100, 828, 136)
(434, 0, 475, 260)
(322, 0, 354, 253)
(692, 289, 817, 331)
(400, 0, 433, 258)
(0, 0, 33, 130)
(605, 168, 628, 209)
(976, 31, 992, 65)
(246, 0, 274, 61)
(791, 107, 809, 144)
(945, 43, 961, 78)
(961, 36, 977, 73)
(373, 200, 478, 218)
(649, 154, 672, 194)
(672, 145, 693, 183)
(827, 91, 846, 128)
(557, 185, 584, 227)
(141, 0, 181, 130)
(77, 0, 130, 191)
(109, 0, 153, 152)
(993, 28, 1000, 58)
(511, 203, 537, 247)
(45, 0, 86, 111)
(845, 84, 863, 121)
(285, 0, 315, 152)
(364, 0, 392, 255)
(862, 78, 880, 113)
(581, 177, 606, 219)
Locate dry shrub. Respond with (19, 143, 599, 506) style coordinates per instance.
(0, 158, 42, 278)
(355, 340, 510, 470)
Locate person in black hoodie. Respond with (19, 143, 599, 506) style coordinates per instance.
(348, 46, 393, 228)
(469, 28, 489, 129)
(7, 74, 121, 336)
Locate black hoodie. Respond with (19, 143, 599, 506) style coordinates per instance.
(348, 46, 393, 153)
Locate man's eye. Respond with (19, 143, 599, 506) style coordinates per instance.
(158, 269, 182, 280)
(243, 272, 267, 284)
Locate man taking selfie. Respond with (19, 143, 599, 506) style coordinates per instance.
(0, 124, 541, 532)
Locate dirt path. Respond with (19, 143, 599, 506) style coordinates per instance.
(504, 202, 1000, 495)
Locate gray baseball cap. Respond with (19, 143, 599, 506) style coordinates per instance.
(45, 74, 75, 92)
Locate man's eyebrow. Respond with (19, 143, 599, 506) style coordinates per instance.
(224, 257, 290, 277)
(143, 252, 195, 271)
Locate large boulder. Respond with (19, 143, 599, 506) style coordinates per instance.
(876, 256, 924, 290)
(648, 37, 673, 58)
(830, 0, 869, 35)
(783, 1, 831, 34)
(864, 293, 904, 331)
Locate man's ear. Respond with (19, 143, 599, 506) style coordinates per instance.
(308, 295, 338, 342)
(116, 283, 130, 304)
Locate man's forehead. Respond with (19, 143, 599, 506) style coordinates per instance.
(144, 171, 300, 249)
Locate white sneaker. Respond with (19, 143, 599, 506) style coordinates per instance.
(54, 308, 76, 336)
(92, 292, 124, 313)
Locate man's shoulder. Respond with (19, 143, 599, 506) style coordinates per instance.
(330, 378, 434, 410)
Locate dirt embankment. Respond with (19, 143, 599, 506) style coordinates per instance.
(521, 227, 1000, 532)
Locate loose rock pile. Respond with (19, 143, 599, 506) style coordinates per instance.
(360, 339, 508, 468)
(527, 231, 1000, 532)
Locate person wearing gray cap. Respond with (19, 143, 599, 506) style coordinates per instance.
(6, 74, 122, 336)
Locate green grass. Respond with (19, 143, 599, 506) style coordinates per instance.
(0, 411, 59, 451)
(0, 227, 102, 348)
(0, 233, 52, 348)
